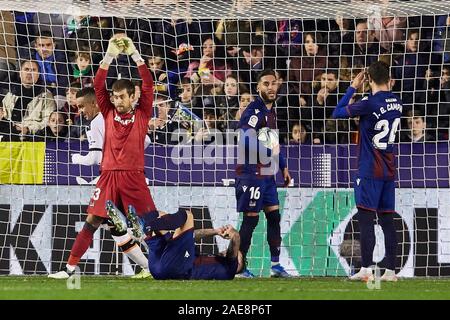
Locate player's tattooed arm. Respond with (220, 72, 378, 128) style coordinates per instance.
(194, 228, 221, 240)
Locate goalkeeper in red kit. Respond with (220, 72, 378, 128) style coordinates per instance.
(49, 34, 157, 279)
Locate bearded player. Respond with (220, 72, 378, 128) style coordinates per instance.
(235, 69, 292, 278)
(49, 34, 156, 279)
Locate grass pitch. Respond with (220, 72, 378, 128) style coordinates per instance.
(1, 276, 450, 300)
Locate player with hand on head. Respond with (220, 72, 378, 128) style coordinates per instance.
(106, 202, 244, 280)
(49, 34, 156, 279)
(235, 69, 292, 278)
(333, 61, 402, 282)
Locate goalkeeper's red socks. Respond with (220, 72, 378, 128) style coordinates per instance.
(67, 222, 97, 268)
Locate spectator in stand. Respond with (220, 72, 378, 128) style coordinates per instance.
(288, 32, 327, 108)
(289, 122, 311, 144)
(194, 108, 224, 145)
(328, 14, 355, 57)
(0, 11, 17, 83)
(60, 82, 82, 126)
(307, 69, 342, 144)
(1, 59, 56, 137)
(13, 12, 36, 48)
(18, 31, 70, 97)
(400, 110, 434, 142)
(215, 18, 260, 53)
(367, 8, 406, 53)
(342, 19, 386, 69)
(186, 36, 228, 88)
(392, 29, 429, 105)
(234, 35, 275, 94)
(33, 111, 68, 142)
(275, 19, 303, 57)
(145, 47, 178, 99)
(0, 106, 20, 141)
(433, 14, 450, 64)
(234, 90, 253, 121)
(177, 77, 197, 108)
(437, 65, 450, 140)
(274, 69, 290, 143)
(70, 51, 94, 88)
(147, 95, 180, 145)
(64, 15, 111, 63)
(215, 74, 240, 125)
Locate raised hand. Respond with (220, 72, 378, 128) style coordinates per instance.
(120, 37, 138, 56)
(106, 37, 124, 58)
(351, 70, 366, 90)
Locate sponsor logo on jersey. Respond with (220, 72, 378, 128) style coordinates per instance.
(114, 114, 135, 126)
(248, 115, 258, 128)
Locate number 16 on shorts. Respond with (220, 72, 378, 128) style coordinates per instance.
(236, 179, 264, 213)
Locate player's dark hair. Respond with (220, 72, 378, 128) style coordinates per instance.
(76, 87, 96, 103)
(368, 61, 390, 85)
(112, 79, 135, 97)
(257, 69, 277, 83)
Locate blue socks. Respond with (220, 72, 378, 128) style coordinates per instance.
(356, 209, 376, 268)
(147, 209, 187, 231)
(378, 212, 397, 270)
(239, 215, 259, 256)
(265, 210, 281, 263)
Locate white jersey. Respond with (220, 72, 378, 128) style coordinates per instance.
(72, 112, 151, 166)
(87, 113, 105, 153)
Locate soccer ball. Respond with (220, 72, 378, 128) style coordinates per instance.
(257, 127, 279, 150)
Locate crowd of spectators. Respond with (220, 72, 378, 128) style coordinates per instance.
(1, 10, 450, 145)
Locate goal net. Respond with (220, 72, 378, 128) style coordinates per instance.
(1, 0, 450, 277)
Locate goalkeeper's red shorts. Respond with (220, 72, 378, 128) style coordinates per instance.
(87, 170, 156, 218)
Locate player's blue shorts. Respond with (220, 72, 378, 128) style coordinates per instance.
(354, 177, 396, 213)
(146, 229, 195, 280)
(235, 175, 279, 213)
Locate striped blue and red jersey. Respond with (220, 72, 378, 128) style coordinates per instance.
(235, 96, 286, 177)
(333, 87, 403, 181)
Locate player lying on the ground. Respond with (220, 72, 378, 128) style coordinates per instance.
(106, 201, 244, 280)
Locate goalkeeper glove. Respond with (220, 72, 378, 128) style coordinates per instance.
(121, 37, 144, 63)
(102, 38, 123, 65)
